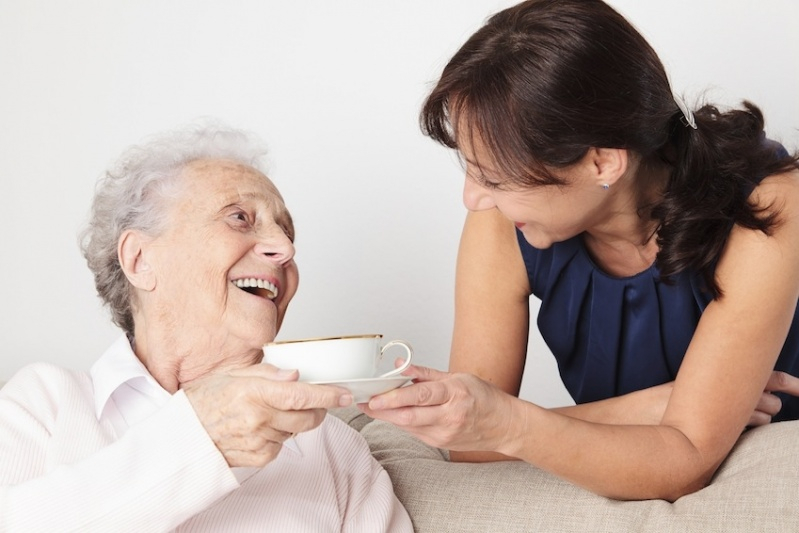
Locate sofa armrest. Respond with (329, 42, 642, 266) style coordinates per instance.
(361, 419, 799, 533)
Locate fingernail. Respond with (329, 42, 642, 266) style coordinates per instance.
(276, 368, 297, 377)
(369, 398, 385, 409)
(339, 394, 353, 407)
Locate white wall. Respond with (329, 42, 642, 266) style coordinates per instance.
(1, 0, 797, 407)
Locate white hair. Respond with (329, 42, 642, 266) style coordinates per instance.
(80, 121, 270, 336)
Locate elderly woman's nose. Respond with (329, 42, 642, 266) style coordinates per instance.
(254, 229, 295, 264)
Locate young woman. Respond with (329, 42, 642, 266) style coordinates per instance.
(362, 0, 799, 501)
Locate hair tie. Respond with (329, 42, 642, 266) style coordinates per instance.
(673, 94, 697, 130)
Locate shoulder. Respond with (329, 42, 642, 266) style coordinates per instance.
(717, 169, 799, 298)
(749, 168, 799, 219)
(3, 362, 90, 391)
(1, 363, 92, 413)
(742, 168, 799, 250)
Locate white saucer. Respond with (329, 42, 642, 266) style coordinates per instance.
(309, 376, 412, 403)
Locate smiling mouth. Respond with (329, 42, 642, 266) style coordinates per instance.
(232, 278, 278, 300)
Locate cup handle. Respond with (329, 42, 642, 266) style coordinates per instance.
(377, 340, 413, 378)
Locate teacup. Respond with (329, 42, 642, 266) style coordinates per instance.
(262, 334, 413, 382)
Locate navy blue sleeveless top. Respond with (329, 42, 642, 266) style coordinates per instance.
(517, 227, 799, 422)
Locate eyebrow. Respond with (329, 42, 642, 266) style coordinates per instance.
(217, 191, 286, 216)
(462, 156, 499, 179)
(220, 191, 278, 207)
(236, 191, 276, 202)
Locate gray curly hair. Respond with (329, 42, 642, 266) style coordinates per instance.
(80, 121, 271, 337)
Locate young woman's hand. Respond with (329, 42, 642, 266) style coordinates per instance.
(359, 364, 518, 452)
(750, 371, 799, 425)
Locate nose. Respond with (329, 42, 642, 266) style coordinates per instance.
(462, 177, 497, 211)
(254, 227, 295, 265)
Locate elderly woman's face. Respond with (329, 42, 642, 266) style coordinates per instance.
(143, 159, 298, 353)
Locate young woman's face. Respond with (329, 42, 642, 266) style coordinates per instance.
(459, 136, 611, 249)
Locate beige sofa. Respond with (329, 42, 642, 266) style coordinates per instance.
(330, 406, 799, 533)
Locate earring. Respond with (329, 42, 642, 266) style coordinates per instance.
(601, 183, 610, 190)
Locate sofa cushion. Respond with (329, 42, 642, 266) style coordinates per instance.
(360, 418, 799, 533)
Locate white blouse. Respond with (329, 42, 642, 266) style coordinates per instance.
(0, 336, 412, 532)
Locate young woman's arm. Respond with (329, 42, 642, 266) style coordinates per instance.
(447, 208, 530, 462)
(451, 205, 795, 434)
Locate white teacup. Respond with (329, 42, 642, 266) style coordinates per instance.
(262, 334, 413, 382)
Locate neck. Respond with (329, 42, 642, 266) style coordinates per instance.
(132, 312, 263, 394)
(581, 158, 669, 276)
(587, 156, 668, 246)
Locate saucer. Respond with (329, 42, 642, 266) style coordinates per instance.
(308, 376, 412, 403)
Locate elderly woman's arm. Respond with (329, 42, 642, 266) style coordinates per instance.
(0, 364, 238, 531)
(0, 363, 349, 530)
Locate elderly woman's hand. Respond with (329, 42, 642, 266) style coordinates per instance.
(360, 364, 517, 453)
(183, 364, 352, 467)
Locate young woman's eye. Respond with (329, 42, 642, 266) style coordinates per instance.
(475, 174, 503, 190)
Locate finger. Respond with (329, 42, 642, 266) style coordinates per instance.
(748, 410, 772, 428)
(756, 392, 783, 416)
(366, 379, 451, 410)
(391, 356, 419, 371)
(397, 364, 450, 383)
(765, 371, 799, 396)
(228, 364, 300, 382)
(268, 407, 329, 436)
(359, 401, 449, 429)
(257, 381, 353, 411)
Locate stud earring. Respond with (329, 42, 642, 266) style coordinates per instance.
(601, 183, 610, 190)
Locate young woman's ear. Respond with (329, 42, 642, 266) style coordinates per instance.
(589, 147, 628, 188)
(118, 230, 156, 291)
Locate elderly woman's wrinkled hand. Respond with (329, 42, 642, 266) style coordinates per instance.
(359, 364, 517, 453)
(183, 364, 352, 467)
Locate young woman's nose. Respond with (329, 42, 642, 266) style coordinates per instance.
(462, 177, 497, 211)
(254, 228, 296, 265)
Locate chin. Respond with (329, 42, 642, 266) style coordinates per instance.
(521, 233, 555, 250)
(233, 321, 278, 353)
(256, 326, 278, 346)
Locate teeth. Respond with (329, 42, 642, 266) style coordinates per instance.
(233, 278, 278, 299)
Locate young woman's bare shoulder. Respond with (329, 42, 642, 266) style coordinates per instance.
(750, 168, 799, 218)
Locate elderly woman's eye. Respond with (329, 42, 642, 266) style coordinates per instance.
(231, 210, 252, 226)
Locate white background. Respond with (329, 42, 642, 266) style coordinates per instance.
(1, 1, 797, 406)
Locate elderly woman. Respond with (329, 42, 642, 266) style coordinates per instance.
(0, 124, 412, 531)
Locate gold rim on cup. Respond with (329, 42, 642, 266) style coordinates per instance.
(264, 334, 383, 347)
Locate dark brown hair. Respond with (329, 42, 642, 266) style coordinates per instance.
(421, 0, 798, 295)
